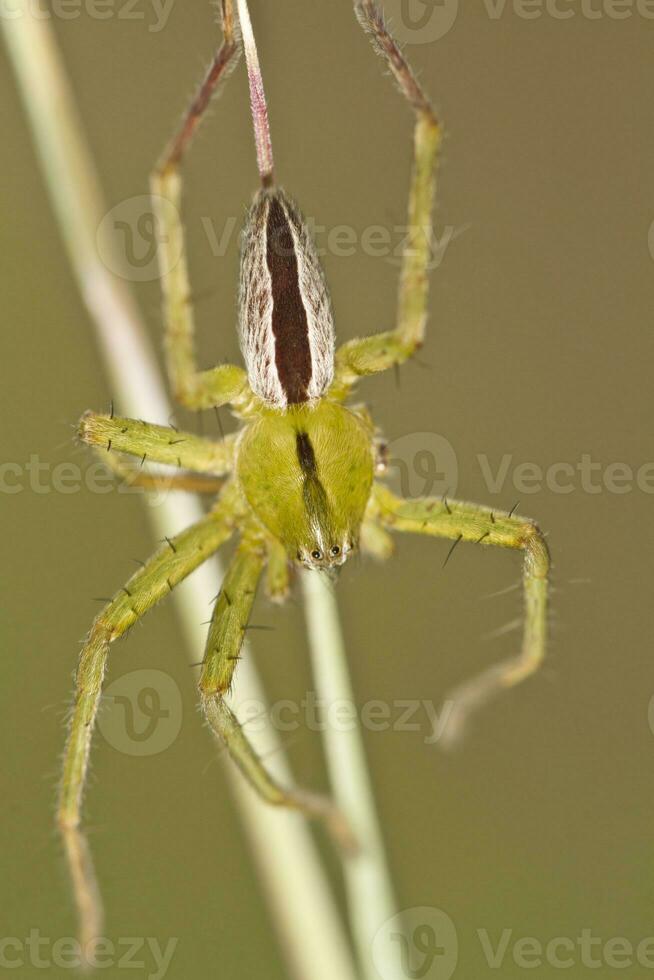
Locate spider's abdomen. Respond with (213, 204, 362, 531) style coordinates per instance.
(238, 188, 335, 407)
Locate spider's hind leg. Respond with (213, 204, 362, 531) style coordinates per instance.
(372, 485, 550, 747)
(199, 539, 356, 853)
(58, 496, 237, 950)
(333, 1, 442, 397)
(150, 0, 248, 411)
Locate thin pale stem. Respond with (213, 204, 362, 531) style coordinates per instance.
(235, 0, 275, 184)
(2, 7, 357, 980)
(301, 571, 405, 980)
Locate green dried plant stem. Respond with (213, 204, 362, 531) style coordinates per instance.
(302, 571, 402, 980)
(2, 8, 359, 980)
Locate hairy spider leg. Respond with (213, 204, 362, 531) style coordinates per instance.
(333, 1, 443, 396)
(89, 448, 226, 496)
(79, 411, 237, 474)
(150, 0, 248, 411)
(199, 541, 357, 853)
(372, 485, 550, 746)
(58, 495, 237, 948)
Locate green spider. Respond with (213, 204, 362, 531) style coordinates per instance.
(58, 0, 550, 944)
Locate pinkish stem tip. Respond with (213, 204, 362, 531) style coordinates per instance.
(236, 0, 275, 185)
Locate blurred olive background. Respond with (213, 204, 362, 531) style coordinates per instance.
(2, 1, 653, 978)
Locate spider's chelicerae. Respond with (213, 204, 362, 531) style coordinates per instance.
(59, 0, 550, 940)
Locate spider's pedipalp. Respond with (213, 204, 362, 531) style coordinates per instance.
(265, 536, 292, 602)
(94, 449, 226, 495)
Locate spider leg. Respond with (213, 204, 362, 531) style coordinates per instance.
(372, 484, 550, 747)
(57, 496, 236, 949)
(332, 1, 442, 396)
(92, 449, 226, 495)
(79, 411, 235, 475)
(150, 0, 249, 411)
(199, 542, 356, 853)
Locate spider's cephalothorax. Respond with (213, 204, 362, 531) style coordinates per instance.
(237, 399, 374, 569)
(59, 0, 551, 946)
(236, 185, 374, 568)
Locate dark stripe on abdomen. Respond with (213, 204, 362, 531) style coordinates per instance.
(266, 194, 312, 404)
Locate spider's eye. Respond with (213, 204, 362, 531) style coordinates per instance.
(330, 545, 341, 557)
(311, 549, 323, 561)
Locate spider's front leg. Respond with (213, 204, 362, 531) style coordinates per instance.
(58, 493, 237, 948)
(199, 539, 356, 853)
(333, 1, 442, 396)
(150, 0, 248, 411)
(79, 411, 236, 475)
(372, 485, 550, 747)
